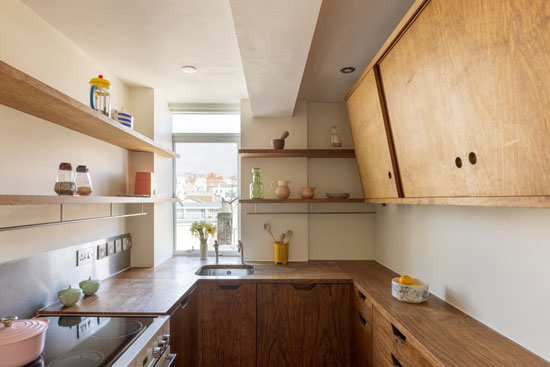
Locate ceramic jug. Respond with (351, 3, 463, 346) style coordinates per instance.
(271, 180, 291, 199)
(300, 186, 316, 199)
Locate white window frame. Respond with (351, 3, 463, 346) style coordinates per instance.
(171, 104, 241, 257)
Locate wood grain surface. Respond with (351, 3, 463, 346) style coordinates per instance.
(238, 149, 355, 158)
(380, 0, 550, 197)
(346, 69, 400, 199)
(0, 61, 178, 158)
(170, 285, 200, 367)
(257, 283, 351, 367)
(201, 283, 256, 367)
(37, 258, 548, 366)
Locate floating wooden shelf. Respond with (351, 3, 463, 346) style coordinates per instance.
(0, 61, 179, 158)
(366, 196, 550, 209)
(0, 195, 178, 206)
(239, 198, 364, 204)
(239, 149, 355, 158)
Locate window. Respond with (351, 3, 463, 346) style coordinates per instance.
(172, 107, 240, 255)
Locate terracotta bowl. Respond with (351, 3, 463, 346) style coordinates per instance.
(271, 139, 285, 149)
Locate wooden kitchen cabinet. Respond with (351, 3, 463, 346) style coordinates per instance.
(373, 307, 438, 367)
(346, 69, 400, 199)
(380, 0, 550, 197)
(257, 283, 351, 367)
(170, 285, 200, 367)
(351, 286, 373, 367)
(201, 283, 256, 367)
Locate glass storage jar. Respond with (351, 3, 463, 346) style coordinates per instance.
(54, 163, 76, 196)
(75, 165, 93, 196)
(250, 168, 264, 199)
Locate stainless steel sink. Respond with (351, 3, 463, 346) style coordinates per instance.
(195, 264, 255, 276)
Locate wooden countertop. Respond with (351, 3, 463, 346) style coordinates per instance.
(337, 261, 548, 367)
(39, 257, 548, 366)
(39, 257, 351, 316)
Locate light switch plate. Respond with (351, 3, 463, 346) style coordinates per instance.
(107, 241, 115, 256)
(97, 244, 107, 259)
(77, 247, 94, 266)
(122, 237, 130, 251)
(115, 239, 122, 253)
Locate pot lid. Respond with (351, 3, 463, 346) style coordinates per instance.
(0, 318, 49, 346)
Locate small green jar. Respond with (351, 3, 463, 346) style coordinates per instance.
(79, 276, 101, 296)
(58, 285, 82, 307)
(250, 168, 264, 199)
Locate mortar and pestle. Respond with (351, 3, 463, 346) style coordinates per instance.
(271, 131, 289, 149)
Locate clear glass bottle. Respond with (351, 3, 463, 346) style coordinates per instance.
(75, 165, 93, 196)
(330, 125, 342, 149)
(249, 168, 264, 199)
(54, 163, 76, 196)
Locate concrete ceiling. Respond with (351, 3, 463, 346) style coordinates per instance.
(21, 0, 414, 112)
(230, 0, 322, 117)
(21, 0, 248, 104)
(298, 0, 415, 102)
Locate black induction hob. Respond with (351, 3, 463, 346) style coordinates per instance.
(26, 316, 156, 367)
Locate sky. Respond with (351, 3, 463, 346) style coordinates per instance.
(175, 142, 237, 178)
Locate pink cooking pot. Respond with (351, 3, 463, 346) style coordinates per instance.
(0, 316, 49, 367)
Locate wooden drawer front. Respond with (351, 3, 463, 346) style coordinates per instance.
(373, 307, 435, 367)
(354, 285, 373, 324)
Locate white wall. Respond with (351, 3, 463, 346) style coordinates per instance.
(240, 100, 375, 261)
(0, 0, 130, 262)
(375, 204, 550, 360)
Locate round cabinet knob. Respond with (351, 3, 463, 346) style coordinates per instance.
(153, 346, 162, 358)
(162, 334, 170, 342)
(158, 340, 167, 349)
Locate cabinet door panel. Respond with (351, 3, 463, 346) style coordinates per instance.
(257, 283, 351, 367)
(351, 312, 373, 367)
(380, 0, 550, 197)
(170, 286, 200, 367)
(201, 283, 256, 367)
(347, 69, 399, 199)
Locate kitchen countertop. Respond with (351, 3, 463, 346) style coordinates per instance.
(39, 257, 352, 316)
(39, 257, 548, 366)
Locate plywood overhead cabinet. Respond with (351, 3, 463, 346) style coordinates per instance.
(379, 0, 550, 198)
(346, 69, 400, 199)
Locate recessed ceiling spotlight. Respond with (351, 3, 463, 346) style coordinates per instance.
(181, 66, 197, 73)
(340, 66, 356, 74)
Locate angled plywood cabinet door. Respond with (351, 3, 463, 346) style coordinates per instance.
(380, 0, 550, 197)
(346, 69, 400, 199)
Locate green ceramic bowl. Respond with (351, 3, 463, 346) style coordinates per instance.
(79, 276, 101, 296)
(58, 285, 82, 307)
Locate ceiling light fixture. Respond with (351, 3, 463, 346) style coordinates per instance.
(181, 66, 197, 73)
(340, 66, 356, 74)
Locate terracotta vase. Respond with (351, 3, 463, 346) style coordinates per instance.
(271, 180, 291, 199)
(300, 187, 316, 199)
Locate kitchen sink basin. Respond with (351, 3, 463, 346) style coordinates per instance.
(195, 264, 255, 276)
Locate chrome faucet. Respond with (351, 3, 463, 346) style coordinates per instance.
(213, 240, 220, 264)
(238, 240, 244, 264)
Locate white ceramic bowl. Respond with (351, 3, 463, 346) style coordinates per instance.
(391, 277, 429, 303)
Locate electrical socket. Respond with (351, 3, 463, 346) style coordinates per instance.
(122, 237, 129, 251)
(97, 244, 107, 259)
(115, 239, 122, 253)
(107, 241, 115, 256)
(77, 247, 94, 266)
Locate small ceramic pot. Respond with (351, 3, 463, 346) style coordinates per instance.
(391, 277, 429, 303)
(271, 180, 291, 199)
(58, 285, 82, 307)
(300, 187, 316, 199)
(79, 276, 101, 296)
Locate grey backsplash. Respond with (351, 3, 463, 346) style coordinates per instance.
(0, 234, 131, 319)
